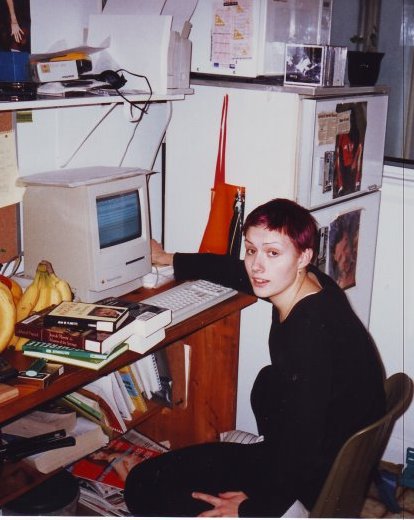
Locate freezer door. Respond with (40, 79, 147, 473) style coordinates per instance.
(297, 95, 388, 210)
(312, 190, 381, 327)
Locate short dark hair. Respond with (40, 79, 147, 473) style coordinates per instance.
(242, 198, 318, 255)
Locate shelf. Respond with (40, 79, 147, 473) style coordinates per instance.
(0, 288, 255, 426)
(0, 287, 256, 507)
(0, 88, 193, 111)
(190, 77, 389, 99)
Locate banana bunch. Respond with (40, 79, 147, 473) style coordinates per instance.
(0, 280, 16, 353)
(10, 260, 73, 350)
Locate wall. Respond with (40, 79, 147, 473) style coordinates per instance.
(164, 85, 301, 434)
(369, 164, 414, 462)
(15, 102, 171, 247)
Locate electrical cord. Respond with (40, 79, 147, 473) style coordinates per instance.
(114, 68, 153, 124)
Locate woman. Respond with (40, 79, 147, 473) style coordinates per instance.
(124, 198, 385, 517)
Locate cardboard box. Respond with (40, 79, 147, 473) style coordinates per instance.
(31, 58, 92, 83)
(17, 363, 64, 388)
(32, 60, 79, 82)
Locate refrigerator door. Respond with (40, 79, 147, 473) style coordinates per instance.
(297, 94, 388, 210)
(311, 190, 381, 327)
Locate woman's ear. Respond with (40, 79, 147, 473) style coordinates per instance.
(298, 248, 313, 269)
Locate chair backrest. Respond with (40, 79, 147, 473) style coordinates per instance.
(310, 372, 414, 518)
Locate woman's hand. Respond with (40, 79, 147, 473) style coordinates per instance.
(192, 490, 248, 517)
(151, 239, 174, 266)
(10, 22, 23, 42)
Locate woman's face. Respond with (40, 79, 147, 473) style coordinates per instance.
(244, 225, 307, 302)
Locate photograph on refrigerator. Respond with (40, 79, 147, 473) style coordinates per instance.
(323, 150, 335, 193)
(333, 102, 367, 199)
(315, 226, 328, 273)
(328, 209, 362, 290)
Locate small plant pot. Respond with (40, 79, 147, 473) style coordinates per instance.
(347, 51, 384, 86)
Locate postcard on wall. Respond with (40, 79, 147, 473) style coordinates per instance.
(328, 209, 362, 290)
(284, 44, 324, 86)
(333, 102, 367, 198)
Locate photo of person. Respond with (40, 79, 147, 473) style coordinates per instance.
(90, 306, 123, 319)
(72, 436, 162, 490)
(0, 0, 31, 52)
(328, 209, 361, 290)
(333, 102, 367, 198)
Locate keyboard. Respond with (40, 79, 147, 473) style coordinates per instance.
(141, 279, 238, 327)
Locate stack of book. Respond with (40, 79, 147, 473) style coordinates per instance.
(60, 351, 175, 436)
(16, 298, 172, 370)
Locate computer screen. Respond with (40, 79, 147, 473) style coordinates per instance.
(97, 191, 142, 249)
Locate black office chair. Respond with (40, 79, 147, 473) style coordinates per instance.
(309, 372, 414, 518)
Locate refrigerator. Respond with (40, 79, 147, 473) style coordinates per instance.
(190, 0, 333, 78)
(164, 82, 388, 432)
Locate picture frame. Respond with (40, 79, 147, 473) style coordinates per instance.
(284, 44, 324, 86)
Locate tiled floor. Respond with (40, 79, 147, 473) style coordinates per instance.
(361, 463, 414, 519)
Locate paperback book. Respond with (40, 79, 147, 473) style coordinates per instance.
(80, 374, 128, 434)
(98, 296, 172, 336)
(22, 340, 114, 360)
(126, 328, 166, 354)
(22, 340, 129, 370)
(15, 306, 138, 354)
(117, 365, 148, 413)
(43, 301, 130, 332)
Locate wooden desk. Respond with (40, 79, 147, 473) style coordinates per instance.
(0, 285, 256, 506)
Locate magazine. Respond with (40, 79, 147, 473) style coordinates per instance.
(70, 429, 168, 490)
(77, 479, 130, 517)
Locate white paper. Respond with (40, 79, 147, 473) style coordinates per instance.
(30, 0, 102, 53)
(161, 0, 198, 33)
(103, 0, 165, 15)
(87, 14, 172, 93)
(0, 127, 25, 208)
